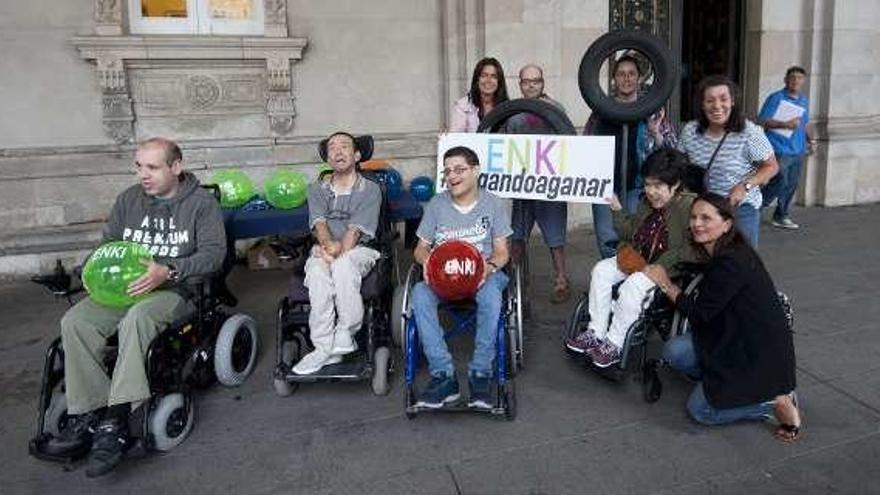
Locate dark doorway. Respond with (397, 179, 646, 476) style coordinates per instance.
(678, 0, 746, 121)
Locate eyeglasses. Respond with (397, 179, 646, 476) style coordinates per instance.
(520, 78, 544, 85)
(442, 166, 474, 177)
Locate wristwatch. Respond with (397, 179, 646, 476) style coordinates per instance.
(166, 264, 181, 283)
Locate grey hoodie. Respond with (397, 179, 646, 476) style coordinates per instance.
(102, 172, 226, 281)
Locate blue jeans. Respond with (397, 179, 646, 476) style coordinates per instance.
(735, 203, 759, 247)
(592, 188, 641, 259)
(762, 154, 804, 221)
(411, 271, 508, 377)
(663, 334, 774, 425)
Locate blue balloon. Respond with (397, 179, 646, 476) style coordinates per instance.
(379, 168, 403, 200)
(409, 176, 435, 202)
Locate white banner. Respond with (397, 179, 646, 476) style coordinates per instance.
(437, 133, 616, 204)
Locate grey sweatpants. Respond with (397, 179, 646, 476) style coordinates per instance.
(60, 291, 191, 414)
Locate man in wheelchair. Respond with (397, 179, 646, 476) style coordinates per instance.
(291, 131, 383, 375)
(411, 146, 512, 410)
(46, 137, 226, 477)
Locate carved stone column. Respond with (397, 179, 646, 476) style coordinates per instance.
(95, 0, 123, 36)
(264, 0, 289, 37)
(265, 55, 295, 136)
(97, 56, 136, 144)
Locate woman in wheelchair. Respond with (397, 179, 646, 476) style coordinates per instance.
(645, 193, 802, 441)
(411, 146, 512, 409)
(565, 149, 696, 368)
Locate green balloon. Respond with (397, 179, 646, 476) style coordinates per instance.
(82, 241, 154, 308)
(210, 169, 255, 209)
(265, 168, 308, 209)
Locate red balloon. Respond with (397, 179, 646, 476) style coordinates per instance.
(425, 240, 486, 301)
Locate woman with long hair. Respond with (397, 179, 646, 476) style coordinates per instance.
(678, 75, 779, 246)
(645, 192, 802, 441)
(449, 57, 509, 132)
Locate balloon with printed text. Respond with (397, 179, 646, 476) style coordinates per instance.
(210, 169, 256, 209)
(425, 240, 486, 301)
(82, 241, 154, 308)
(265, 168, 308, 209)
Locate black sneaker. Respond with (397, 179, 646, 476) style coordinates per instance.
(44, 410, 101, 458)
(467, 374, 493, 410)
(415, 373, 460, 408)
(85, 418, 129, 478)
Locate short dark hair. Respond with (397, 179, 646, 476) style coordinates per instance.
(443, 146, 480, 167)
(785, 66, 806, 78)
(326, 131, 358, 151)
(614, 55, 642, 76)
(695, 75, 745, 134)
(469, 57, 509, 118)
(641, 148, 687, 187)
(141, 137, 182, 167)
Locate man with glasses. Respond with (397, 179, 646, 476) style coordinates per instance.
(505, 63, 572, 303)
(411, 146, 512, 410)
(583, 55, 677, 259)
(293, 132, 382, 375)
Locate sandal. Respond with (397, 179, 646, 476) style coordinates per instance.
(551, 277, 571, 304)
(772, 392, 803, 443)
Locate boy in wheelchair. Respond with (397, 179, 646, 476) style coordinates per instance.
(291, 131, 383, 375)
(565, 149, 697, 368)
(44, 138, 227, 477)
(411, 146, 512, 409)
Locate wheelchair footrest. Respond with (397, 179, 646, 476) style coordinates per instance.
(283, 356, 372, 383)
(405, 402, 509, 416)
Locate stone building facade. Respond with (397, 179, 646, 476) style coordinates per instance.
(1, 0, 877, 276)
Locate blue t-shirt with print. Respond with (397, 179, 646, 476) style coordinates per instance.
(416, 190, 513, 257)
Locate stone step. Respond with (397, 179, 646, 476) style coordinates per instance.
(0, 222, 103, 257)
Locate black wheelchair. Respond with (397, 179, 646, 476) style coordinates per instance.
(563, 265, 704, 402)
(272, 135, 397, 397)
(393, 260, 524, 420)
(29, 266, 259, 462)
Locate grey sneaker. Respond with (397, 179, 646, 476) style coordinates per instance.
(565, 329, 599, 354)
(467, 374, 492, 410)
(589, 340, 621, 368)
(772, 217, 800, 230)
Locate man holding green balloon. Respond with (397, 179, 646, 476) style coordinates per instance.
(293, 132, 382, 375)
(48, 137, 226, 477)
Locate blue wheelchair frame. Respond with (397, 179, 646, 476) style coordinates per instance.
(400, 264, 519, 420)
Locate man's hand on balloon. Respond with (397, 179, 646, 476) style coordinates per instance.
(127, 259, 170, 296)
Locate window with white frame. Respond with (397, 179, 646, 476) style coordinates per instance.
(129, 0, 265, 35)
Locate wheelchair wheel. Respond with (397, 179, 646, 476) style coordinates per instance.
(214, 313, 259, 387)
(505, 262, 525, 371)
(371, 346, 392, 395)
(149, 392, 195, 452)
(391, 285, 405, 348)
(43, 385, 70, 437)
(642, 358, 663, 403)
(564, 293, 590, 350)
(273, 337, 301, 397)
(502, 381, 517, 421)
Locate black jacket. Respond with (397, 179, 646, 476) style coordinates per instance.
(676, 244, 796, 408)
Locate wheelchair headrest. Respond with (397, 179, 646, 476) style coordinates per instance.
(318, 134, 374, 163)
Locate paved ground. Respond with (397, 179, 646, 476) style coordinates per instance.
(1, 204, 879, 494)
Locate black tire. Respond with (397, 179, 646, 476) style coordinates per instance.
(477, 98, 577, 135)
(578, 30, 676, 123)
(43, 386, 70, 437)
(642, 358, 663, 403)
(564, 293, 590, 348)
(503, 381, 517, 421)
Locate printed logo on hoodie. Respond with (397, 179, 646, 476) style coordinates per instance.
(122, 214, 191, 258)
